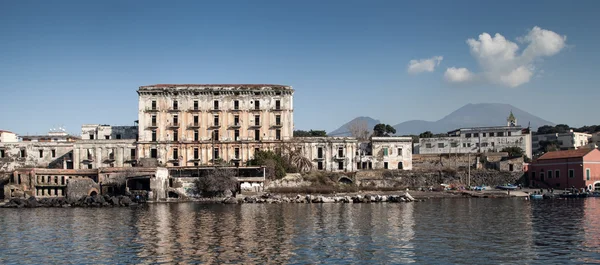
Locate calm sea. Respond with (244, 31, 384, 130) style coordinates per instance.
(1, 198, 600, 264)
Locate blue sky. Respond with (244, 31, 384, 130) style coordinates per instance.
(1, 0, 599, 135)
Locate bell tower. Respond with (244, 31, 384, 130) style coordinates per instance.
(507, 110, 517, 127)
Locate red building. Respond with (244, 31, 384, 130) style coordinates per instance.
(529, 149, 600, 190)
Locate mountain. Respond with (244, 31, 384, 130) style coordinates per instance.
(328, 116, 380, 136)
(392, 103, 555, 135)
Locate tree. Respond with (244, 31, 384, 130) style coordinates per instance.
(194, 168, 238, 197)
(419, 131, 434, 138)
(294, 130, 327, 137)
(373, 123, 396, 137)
(348, 120, 370, 141)
(501, 147, 525, 158)
(247, 150, 287, 180)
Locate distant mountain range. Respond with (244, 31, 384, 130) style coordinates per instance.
(328, 103, 555, 136)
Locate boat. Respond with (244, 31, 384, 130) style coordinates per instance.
(496, 184, 519, 190)
(559, 192, 589, 198)
(588, 192, 600, 197)
(529, 194, 543, 199)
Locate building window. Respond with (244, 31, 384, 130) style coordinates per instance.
(214, 148, 219, 160)
(213, 130, 219, 141)
(275, 100, 281, 110)
(317, 147, 323, 159)
(586, 168, 591, 181)
(462, 143, 466, 147)
(151, 115, 157, 126)
(276, 129, 281, 140)
(214, 115, 219, 126)
(547, 170, 552, 179)
(489, 132, 495, 137)
(450, 142, 458, 148)
(474, 133, 479, 137)
(383, 147, 388, 156)
(0, 149, 4, 158)
(20, 149, 26, 158)
(397, 148, 403, 156)
(254, 115, 260, 126)
(234, 115, 239, 125)
(318, 161, 323, 170)
(193, 100, 199, 110)
(384, 162, 388, 169)
(426, 143, 432, 148)
(150, 148, 157, 159)
(275, 115, 281, 125)
(255, 130, 260, 141)
(89, 134, 95, 140)
(194, 148, 199, 159)
(130, 149, 136, 159)
(234, 100, 239, 110)
(193, 115, 199, 125)
(116, 134, 121, 139)
(437, 143, 444, 148)
(88, 164, 93, 169)
(214, 100, 219, 110)
(151, 130, 157, 142)
(173, 131, 178, 141)
(39, 149, 43, 158)
(531, 172, 536, 180)
(173, 100, 178, 110)
(569, 169, 574, 178)
(105, 135, 110, 140)
(491, 142, 495, 147)
(338, 147, 344, 157)
(498, 132, 504, 137)
(465, 133, 471, 138)
(555, 170, 560, 178)
(173, 115, 178, 125)
(235, 130, 240, 141)
(235, 147, 240, 159)
(254, 100, 260, 110)
(194, 130, 199, 141)
(508, 132, 512, 136)
(482, 133, 486, 137)
(151, 100, 157, 110)
(254, 147, 260, 156)
(338, 161, 344, 170)
(172, 148, 178, 160)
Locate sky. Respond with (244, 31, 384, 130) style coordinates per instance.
(1, 0, 599, 135)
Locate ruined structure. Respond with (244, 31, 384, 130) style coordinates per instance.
(417, 112, 532, 158)
(136, 84, 294, 167)
(81, 124, 138, 140)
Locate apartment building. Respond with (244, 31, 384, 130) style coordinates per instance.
(532, 130, 591, 153)
(136, 84, 294, 167)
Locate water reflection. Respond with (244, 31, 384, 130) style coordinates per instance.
(2, 199, 600, 264)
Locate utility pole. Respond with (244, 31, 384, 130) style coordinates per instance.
(468, 152, 471, 187)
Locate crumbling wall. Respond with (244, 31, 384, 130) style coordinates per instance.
(149, 167, 168, 201)
(0, 142, 73, 172)
(355, 169, 523, 188)
(66, 178, 100, 199)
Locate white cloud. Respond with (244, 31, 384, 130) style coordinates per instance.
(444, 26, 566, 87)
(444, 67, 474, 83)
(407, 56, 443, 74)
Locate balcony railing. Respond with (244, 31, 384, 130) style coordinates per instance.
(146, 123, 158, 130)
(232, 107, 241, 112)
(145, 107, 159, 112)
(209, 123, 220, 128)
(190, 107, 201, 112)
(249, 122, 262, 128)
(272, 106, 283, 111)
(271, 122, 283, 128)
(188, 123, 201, 129)
(167, 123, 180, 129)
(211, 107, 220, 112)
(168, 106, 180, 112)
(229, 122, 242, 128)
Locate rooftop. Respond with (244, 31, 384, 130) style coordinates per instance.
(536, 148, 594, 160)
(0, 130, 14, 134)
(139, 84, 292, 91)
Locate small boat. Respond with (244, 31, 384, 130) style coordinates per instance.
(496, 184, 519, 190)
(588, 192, 600, 197)
(530, 194, 543, 199)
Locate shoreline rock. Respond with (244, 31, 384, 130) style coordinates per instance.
(220, 192, 419, 204)
(1, 194, 144, 208)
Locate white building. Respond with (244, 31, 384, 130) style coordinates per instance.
(418, 113, 532, 158)
(0, 130, 18, 143)
(81, 124, 138, 140)
(532, 130, 592, 153)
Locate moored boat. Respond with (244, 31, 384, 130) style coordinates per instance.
(496, 184, 518, 190)
(530, 194, 543, 199)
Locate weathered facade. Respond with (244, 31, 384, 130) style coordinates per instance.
(136, 84, 294, 167)
(0, 141, 74, 173)
(295, 137, 358, 172)
(528, 149, 600, 190)
(72, 139, 137, 169)
(0, 130, 18, 143)
(81, 124, 138, 140)
(368, 137, 413, 170)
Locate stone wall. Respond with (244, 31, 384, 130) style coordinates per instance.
(355, 169, 523, 189)
(66, 178, 100, 199)
(412, 153, 509, 171)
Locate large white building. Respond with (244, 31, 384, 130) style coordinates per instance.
(0, 130, 18, 143)
(418, 113, 533, 159)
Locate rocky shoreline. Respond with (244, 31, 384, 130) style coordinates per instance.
(221, 192, 418, 204)
(2, 195, 141, 208)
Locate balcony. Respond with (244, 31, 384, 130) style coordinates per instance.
(145, 107, 159, 113)
(210, 107, 220, 112)
(209, 123, 220, 129)
(187, 123, 201, 129)
(83, 156, 94, 162)
(334, 155, 345, 160)
(232, 107, 241, 112)
(189, 107, 201, 113)
(231, 156, 241, 161)
(250, 107, 262, 112)
(229, 122, 242, 128)
(271, 107, 283, 112)
(271, 122, 283, 128)
(168, 107, 180, 113)
(167, 123, 180, 129)
(249, 122, 262, 128)
(146, 123, 158, 130)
